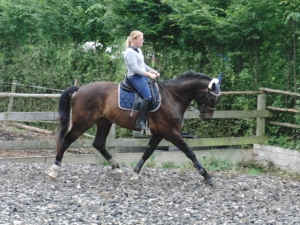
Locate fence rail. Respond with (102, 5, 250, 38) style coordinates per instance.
(0, 110, 271, 122)
(1, 86, 299, 151)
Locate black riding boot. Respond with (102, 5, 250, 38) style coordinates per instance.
(135, 99, 151, 130)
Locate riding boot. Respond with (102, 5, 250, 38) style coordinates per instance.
(135, 99, 151, 130)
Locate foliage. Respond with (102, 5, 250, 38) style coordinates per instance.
(237, 160, 280, 176)
(201, 156, 234, 171)
(145, 155, 156, 168)
(162, 161, 181, 169)
(0, 0, 299, 149)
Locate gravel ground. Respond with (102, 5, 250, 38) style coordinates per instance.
(0, 162, 299, 225)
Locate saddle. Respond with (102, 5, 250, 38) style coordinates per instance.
(118, 77, 161, 116)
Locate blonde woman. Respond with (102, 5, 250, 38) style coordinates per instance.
(124, 30, 160, 130)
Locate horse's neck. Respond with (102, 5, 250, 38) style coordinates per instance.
(166, 80, 199, 101)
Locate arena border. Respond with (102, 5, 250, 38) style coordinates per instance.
(1, 146, 299, 173)
(0, 148, 252, 166)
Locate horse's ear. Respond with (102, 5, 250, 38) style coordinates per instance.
(211, 82, 220, 92)
(211, 83, 216, 91)
(209, 73, 222, 93)
(217, 73, 223, 84)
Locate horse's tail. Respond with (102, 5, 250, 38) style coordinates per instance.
(57, 85, 79, 148)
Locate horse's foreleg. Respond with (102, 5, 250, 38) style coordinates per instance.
(168, 136, 214, 186)
(93, 121, 124, 178)
(130, 134, 163, 181)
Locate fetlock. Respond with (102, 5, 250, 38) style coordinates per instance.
(134, 158, 145, 173)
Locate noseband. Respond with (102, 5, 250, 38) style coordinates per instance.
(196, 88, 220, 114)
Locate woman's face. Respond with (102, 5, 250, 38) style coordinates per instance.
(132, 34, 144, 48)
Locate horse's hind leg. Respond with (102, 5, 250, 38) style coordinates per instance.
(130, 133, 163, 181)
(48, 125, 90, 180)
(93, 119, 123, 177)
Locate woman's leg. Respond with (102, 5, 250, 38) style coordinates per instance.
(128, 75, 152, 130)
(128, 75, 152, 101)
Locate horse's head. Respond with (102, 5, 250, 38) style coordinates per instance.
(196, 73, 222, 120)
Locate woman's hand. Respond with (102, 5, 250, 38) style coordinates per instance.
(151, 71, 160, 79)
(147, 71, 160, 79)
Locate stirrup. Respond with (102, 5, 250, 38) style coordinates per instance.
(141, 129, 151, 136)
(135, 122, 149, 130)
(135, 122, 151, 135)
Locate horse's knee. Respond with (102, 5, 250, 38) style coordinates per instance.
(93, 142, 111, 160)
(92, 142, 105, 151)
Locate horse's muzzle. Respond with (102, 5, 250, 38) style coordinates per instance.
(198, 106, 215, 120)
(199, 112, 213, 120)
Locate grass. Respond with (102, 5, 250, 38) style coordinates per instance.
(6, 126, 31, 134)
(236, 160, 300, 180)
(248, 168, 262, 175)
(201, 156, 234, 171)
(129, 157, 300, 181)
(161, 161, 181, 169)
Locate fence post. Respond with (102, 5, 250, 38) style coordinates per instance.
(256, 93, 266, 136)
(108, 123, 116, 140)
(107, 124, 116, 156)
(4, 80, 17, 126)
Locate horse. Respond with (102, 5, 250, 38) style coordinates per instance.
(48, 70, 222, 185)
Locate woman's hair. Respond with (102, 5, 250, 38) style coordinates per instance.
(125, 30, 143, 49)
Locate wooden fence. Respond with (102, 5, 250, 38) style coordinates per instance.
(0, 85, 299, 151)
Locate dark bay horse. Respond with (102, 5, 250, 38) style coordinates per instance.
(48, 71, 222, 185)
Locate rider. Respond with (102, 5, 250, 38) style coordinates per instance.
(124, 30, 160, 130)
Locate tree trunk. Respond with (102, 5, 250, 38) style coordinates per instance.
(285, 50, 291, 104)
(292, 19, 297, 93)
(254, 41, 259, 89)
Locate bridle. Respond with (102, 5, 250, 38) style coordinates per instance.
(196, 88, 220, 114)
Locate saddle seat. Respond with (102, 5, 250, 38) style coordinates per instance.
(118, 77, 161, 113)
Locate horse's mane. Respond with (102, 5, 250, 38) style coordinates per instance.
(162, 70, 212, 84)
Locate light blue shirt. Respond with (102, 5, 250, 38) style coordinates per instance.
(124, 47, 152, 78)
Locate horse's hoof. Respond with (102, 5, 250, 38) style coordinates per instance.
(48, 175, 56, 181)
(130, 172, 139, 182)
(204, 177, 215, 186)
(48, 164, 60, 181)
(112, 168, 124, 178)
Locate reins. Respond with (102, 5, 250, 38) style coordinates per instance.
(156, 79, 190, 104)
(156, 78, 215, 103)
